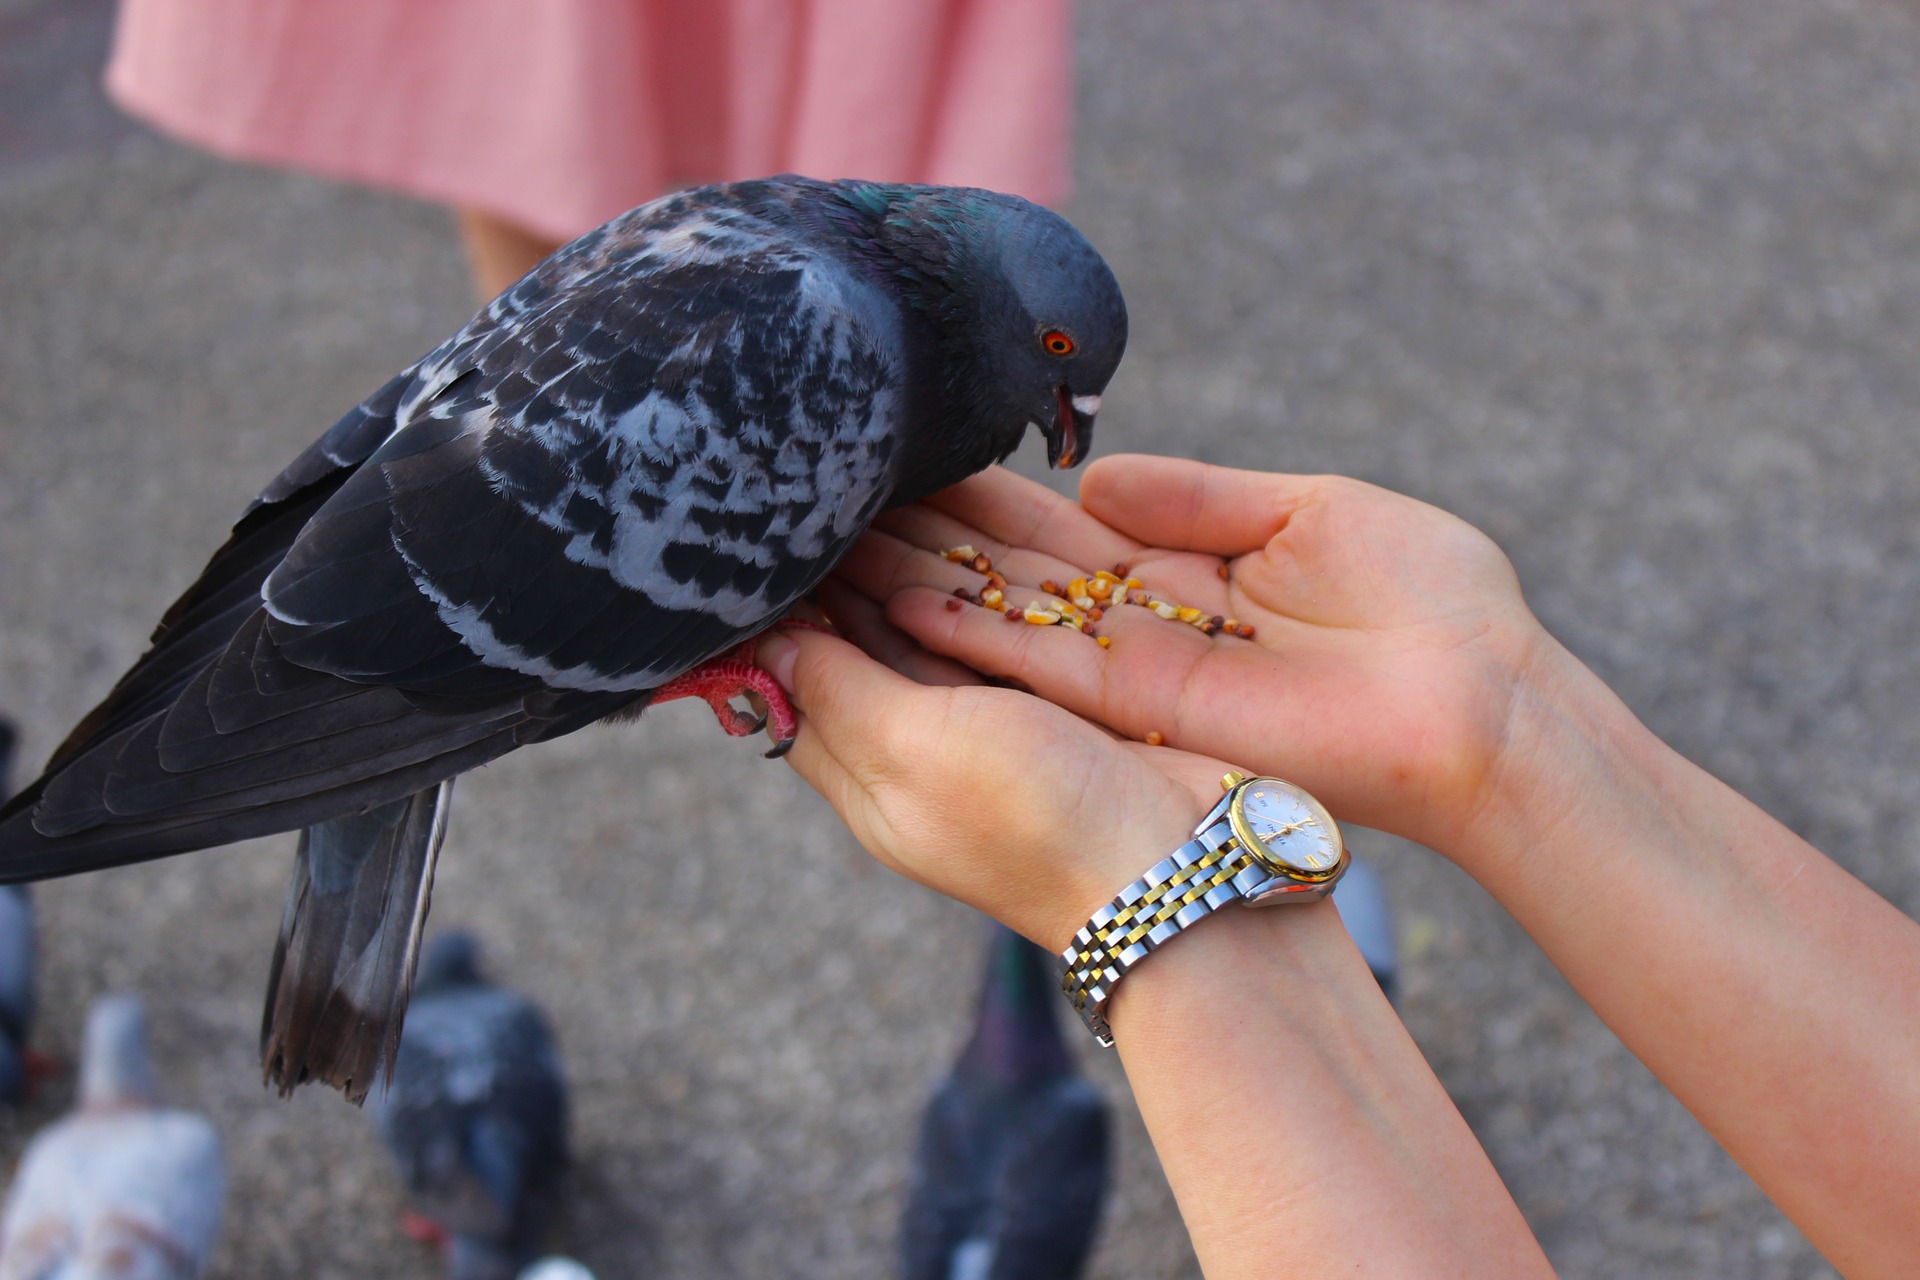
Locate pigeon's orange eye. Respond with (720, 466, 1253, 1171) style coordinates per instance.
(1040, 330, 1076, 357)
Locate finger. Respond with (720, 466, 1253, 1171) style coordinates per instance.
(1080, 454, 1339, 557)
(833, 528, 985, 605)
(754, 627, 964, 835)
(924, 466, 1144, 570)
(814, 576, 981, 689)
(870, 504, 1090, 593)
(888, 582, 1228, 745)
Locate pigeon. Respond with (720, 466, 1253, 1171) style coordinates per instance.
(368, 933, 569, 1280)
(901, 922, 1111, 1280)
(0, 720, 35, 1105)
(0, 177, 1127, 1101)
(0, 994, 224, 1279)
(518, 1261, 594, 1280)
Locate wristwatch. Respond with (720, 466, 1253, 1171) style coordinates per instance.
(1060, 771, 1347, 1046)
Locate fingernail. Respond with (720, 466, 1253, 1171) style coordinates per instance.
(756, 633, 799, 694)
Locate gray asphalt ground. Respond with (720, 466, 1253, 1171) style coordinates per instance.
(2, 1, 1916, 1276)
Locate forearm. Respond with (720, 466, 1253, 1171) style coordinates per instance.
(1453, 642, 1920, 1275)
(1107, 901, 1553, 1278)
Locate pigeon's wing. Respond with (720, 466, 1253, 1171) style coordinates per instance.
(260, 780, 451, 1103)
(39, 368, 417, 779)
(0, 369, 462, 876)
(260, 198, 909, 695)
(986, 1082, 1110, 1280)
(0, 197, 903, 881)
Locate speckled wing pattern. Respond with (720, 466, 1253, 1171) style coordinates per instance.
(0, 191, 905, 878)
(264, 195, 907, 693)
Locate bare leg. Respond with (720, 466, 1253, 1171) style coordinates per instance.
(453, 207, 566, 303)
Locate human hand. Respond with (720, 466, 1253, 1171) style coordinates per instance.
(830, 455, 1586, 862)
(754, 585, 1254, 951)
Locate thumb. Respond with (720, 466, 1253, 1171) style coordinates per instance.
(1080, 454, 1328, 557)
(756, 625, 962, 795)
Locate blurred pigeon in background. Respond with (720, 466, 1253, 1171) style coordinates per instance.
(901, 923, 1110, 1280)
(0, 177, 1127, 1102)
(369, 933, 569, 1280)
(0, 994, 224, 1279)
(518, 1259, 595, 1280)
(1332, 855, 1398, 1002)
(0, 720, 35, 1105)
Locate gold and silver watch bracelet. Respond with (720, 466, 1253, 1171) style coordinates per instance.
(1059, 773, 1345, 1046)
(1059, 821, 1267, 1046)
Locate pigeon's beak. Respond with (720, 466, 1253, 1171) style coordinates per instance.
(1048, 386, 1099, 470)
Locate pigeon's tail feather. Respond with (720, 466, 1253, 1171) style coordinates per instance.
(261, 780, 451, 1104)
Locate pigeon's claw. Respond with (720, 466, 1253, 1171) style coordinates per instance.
(653, 644, 801, 755)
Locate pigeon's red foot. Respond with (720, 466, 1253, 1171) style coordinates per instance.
(653, 619, 831, 759)
(400, 1212, 449, 1250)
(21, 1048, 60, 1099)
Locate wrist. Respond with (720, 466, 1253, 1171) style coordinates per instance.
(1031, 792, 1213, 955)
(1444, 631, 1678, 884)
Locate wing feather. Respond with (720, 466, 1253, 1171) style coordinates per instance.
(1, 184, 905, 881)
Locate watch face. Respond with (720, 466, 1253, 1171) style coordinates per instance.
(1230, 779, 1343, 880)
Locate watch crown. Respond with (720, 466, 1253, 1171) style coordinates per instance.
(1221, 771, 1247, 791)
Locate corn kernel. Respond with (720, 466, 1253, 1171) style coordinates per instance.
(1145, 730, 1165, 746)
(981, 587, 1004, 608)
(1177, 606, 1204, 624)
(943, 545, 977, 563)
(1023, 604, 1063, 625)
(1086, 577, 1113, 601)
(970, 553, 992, 574)
(1096, 635, 1112, 649)
(1152, 602, 1180, 620)
(1039, 579, 1062, 596)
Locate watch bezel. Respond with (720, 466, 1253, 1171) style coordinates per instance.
(1227, 777, 1346, 884)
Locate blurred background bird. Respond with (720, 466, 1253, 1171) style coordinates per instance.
(900, 922, 1110, 1280)
(368, 932, 570, 1280)
(1333, 855, 1398, 1003)
(0, 177, 1125, 1104)
(517, 1259, 595, 1280)
(0, 993, 224, 1279)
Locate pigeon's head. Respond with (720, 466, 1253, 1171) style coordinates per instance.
(964, 198, 1128, 472)
(79, 992, 158, 1110)
(417, 930, 486, 993)
(864, 185, 1126, 495)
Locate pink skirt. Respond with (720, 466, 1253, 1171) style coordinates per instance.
(106, 0, 1073, 241)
